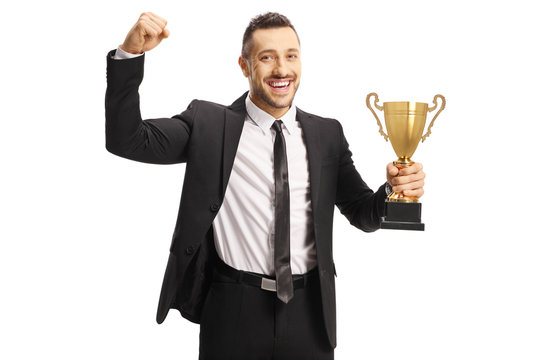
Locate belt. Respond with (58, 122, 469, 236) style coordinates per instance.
(215, 258, 317, 292)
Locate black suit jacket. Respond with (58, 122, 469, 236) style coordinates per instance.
(105, 50, 387, 348)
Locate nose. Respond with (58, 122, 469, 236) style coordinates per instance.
(272, 57, 288, 77)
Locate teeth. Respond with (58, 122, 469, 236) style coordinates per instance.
(269, 81, 290, 88)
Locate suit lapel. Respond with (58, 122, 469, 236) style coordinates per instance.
(221, 92, 248, 197)
(297, 109, 321, 215)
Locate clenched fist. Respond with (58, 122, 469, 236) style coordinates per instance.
(386, 162, 425, 198)
(120, 12, 169, 54)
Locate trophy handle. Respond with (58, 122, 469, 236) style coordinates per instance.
(422, 94, 446, 143)
(366, 92, 388, 141)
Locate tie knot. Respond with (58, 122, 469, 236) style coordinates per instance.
(272, 120, 283, 133)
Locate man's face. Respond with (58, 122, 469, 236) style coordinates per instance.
(239, 27, 301, 118)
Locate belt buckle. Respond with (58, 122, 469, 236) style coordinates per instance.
(261, 277, 277, 292)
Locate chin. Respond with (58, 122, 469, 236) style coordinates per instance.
(272, 99, 294, 109)
(266, 92, 296, 109)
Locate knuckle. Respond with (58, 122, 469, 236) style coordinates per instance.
(143, 25, 156, 34)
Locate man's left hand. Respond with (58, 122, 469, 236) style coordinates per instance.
(386, 162, 425, 198)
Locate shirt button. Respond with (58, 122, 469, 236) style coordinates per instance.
(185, 245, 195, 256)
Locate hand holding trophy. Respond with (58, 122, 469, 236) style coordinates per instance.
(366, 93, 446, 231)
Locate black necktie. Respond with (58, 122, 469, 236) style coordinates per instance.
(271, 120, 294, 303)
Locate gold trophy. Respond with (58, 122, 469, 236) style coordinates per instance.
(366, 92, 446, 231)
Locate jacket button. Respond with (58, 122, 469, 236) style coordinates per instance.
(185, 245, 195, 256)
(210, 202, 220, 212)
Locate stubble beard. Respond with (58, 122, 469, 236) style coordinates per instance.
(252, 81, 300, 110)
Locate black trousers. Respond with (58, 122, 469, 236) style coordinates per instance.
(199, 260, 334, 360)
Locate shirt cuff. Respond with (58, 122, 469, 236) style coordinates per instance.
(113, 46, 144, 60)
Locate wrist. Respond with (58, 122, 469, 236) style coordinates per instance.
(119, 44, 143, 55)
(114, 45, 144, 60)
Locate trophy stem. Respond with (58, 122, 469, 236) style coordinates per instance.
(394, 156, 414, 167)
(388, 157, 419, 203)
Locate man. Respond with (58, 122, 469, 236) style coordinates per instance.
(105, 12, 425, 359)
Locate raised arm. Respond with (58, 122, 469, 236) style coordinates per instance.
(105, 12, 193, 164)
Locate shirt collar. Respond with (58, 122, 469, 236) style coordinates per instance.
(245, 92, 297, 136)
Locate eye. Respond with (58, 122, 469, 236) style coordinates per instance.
(260, 55, 272, 61)
(287, 54, 298, 60)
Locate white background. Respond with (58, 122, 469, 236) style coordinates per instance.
(1, 0, 539, 358)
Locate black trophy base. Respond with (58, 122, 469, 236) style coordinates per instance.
(381, 200, 425, 231)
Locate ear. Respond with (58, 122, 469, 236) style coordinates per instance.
(238, 56, 249, 78)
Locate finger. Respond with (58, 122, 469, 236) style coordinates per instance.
(393, 177, 425, 191)
(398, 162, 423, 176)
(141, 13, 168, 41)
(403, 188, 424, 198)
(391, 171, 425, 186)
(393, 179, 425, 193)
(145, 12, 168, 29)
(140, 18, 163, 38)
(146, 20, 168, 39)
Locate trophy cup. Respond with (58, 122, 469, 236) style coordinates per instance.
(366, 92, 446, 231)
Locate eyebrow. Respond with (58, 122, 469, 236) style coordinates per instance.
(257, 48, 300, 55)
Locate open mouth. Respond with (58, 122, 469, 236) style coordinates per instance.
(266, 79, 292, 93)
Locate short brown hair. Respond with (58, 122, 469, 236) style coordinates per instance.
(241, 12, 299, 60)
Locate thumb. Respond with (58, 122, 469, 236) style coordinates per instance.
(160, 28, 170, 39)
(387, 163, 399, 177)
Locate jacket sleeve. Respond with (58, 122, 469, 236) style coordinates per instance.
(105, 50, 195, 164)
(334, 122, 387, 232)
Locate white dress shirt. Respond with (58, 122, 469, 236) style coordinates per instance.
(113, 47, 317, 275)
(212, 96, 316, 276)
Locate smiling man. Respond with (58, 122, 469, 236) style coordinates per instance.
(105, 12, 425, 359)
